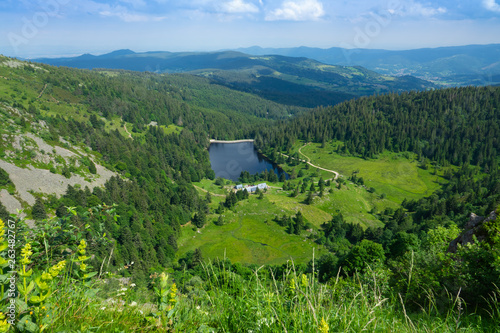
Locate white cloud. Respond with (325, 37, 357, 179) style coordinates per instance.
(483, 0, 500, 12)
(266, 0, 325, 21)
(69, 0, 167, 22)
(99, 9, 167, 22)
(220, 0, 259, 13)
(394, 1, 447, 17)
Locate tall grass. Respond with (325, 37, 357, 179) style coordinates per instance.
(1, 214, 498, 332)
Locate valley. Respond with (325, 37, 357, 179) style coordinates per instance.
(0, 50, 498, 332)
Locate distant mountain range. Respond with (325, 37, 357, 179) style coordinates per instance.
(32, 50, 433, 108)
(234, 44, 500, 86)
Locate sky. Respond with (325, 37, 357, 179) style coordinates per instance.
(0, 0, 499, 58)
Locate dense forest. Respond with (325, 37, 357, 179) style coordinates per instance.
(256, 86, 500, 170)
(255, 85, 500, 310)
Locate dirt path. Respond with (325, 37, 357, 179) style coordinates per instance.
(298, 143, 311, 163)
(280, 143, 340, 180)
(123, 123, 133, 140)
(193, 185, 226, 197)
(38, 83, 47, 98)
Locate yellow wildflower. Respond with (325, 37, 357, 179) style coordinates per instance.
(169, 283, 177, 306)
(301, 274, 308, 288)
(289, 278, 296, 291)
(0, 313, 9, 333)
(78, 239, 86, 255)
(0, 218, 5, 240)
(20, 243, 33, 265)
(159, 272, 169, 290)
(49, 260, 66, 278)
(319, 317, 329, 333)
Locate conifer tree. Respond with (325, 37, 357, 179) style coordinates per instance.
(32, 197, 47, 220)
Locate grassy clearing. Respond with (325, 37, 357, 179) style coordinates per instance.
(180, 176, 394, 265)
(177, 194, 324, 265)
(290, 141, 445, 204)
(192, 179, 229, 196)
(160, 124, 183, 135)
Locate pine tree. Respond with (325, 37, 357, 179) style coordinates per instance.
(0, 201, 9, 222)
(88, 160, 97, 174)
(279, 173, 286, 183)
(215, 215, 224, 226)
(305, 191, 314, 205)
(294, 211, 305, 235)
(32, 198, 47, 220)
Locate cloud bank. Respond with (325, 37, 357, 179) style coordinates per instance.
(266, 0, 325, 21)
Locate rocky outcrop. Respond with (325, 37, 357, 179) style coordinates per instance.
(448, 211, 497, 253)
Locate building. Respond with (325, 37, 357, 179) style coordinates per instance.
(245, 183, 268, 193)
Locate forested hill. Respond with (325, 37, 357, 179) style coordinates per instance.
(0, 55, 302, 282)
(236, 44, 500, 86)
(257, 86, 500, 171)
(33, 50, 434, 108)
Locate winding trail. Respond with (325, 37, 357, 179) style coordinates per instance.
(280, 143, 340, 180)
(37, 83, 47, 99)
(123, 123, 133, 140)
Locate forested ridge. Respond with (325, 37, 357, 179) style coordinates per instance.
(255, 85, 500, 312)
(0, 57, 301, 283)
(257, 86, 500, 170)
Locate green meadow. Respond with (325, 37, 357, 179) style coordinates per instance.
(177, 191, 325, 265)
(289, 141, 446, 204)
(180, 174, 397, 264)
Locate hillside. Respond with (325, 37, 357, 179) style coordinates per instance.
(0, 54, 317, 273)
(236, 44, 500, 86)
(33, 50, 434, 108)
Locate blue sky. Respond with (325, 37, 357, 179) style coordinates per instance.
(1, 0, 499, 58)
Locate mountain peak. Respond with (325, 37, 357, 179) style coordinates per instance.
(101, 49, 136, 58)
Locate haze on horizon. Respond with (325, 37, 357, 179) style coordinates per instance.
(1, 0, 499, 58)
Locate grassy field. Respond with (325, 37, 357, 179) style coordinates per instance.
(288, 141, 446, 204)
(177, 192, 325, 265)
(179, 173, 395, 264)
(181, 139, 447, 265)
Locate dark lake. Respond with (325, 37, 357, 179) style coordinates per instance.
(208, 141, 288, 182)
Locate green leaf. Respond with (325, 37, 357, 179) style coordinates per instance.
(0, 274, 9, 283)
(83, 271, 98, 279)
(26, 280, 35, 294)
(30, 295, 44, 304)
(16, 316, 38, 333)
(15, 298, 28, 313)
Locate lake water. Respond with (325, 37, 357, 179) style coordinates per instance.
(209, 142, 288, 181)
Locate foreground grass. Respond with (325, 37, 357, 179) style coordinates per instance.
(2, 213, 498, 332)
(41, 260, 500, 332)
